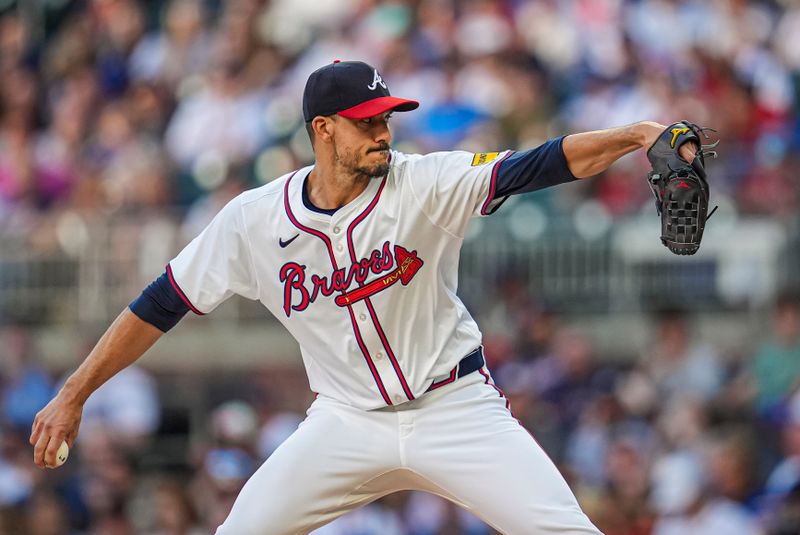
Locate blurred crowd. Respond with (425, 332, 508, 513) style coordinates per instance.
(2, 0, 800, 533)
(482, 288, 800, 535)
(0, 0, 799, 246)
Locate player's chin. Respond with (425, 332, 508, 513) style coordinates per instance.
(360, 153, 390, 178)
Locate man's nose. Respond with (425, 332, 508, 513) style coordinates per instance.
(374, 120, 392, 145)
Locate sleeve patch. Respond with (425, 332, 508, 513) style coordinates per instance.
(471, 152, 500, 166)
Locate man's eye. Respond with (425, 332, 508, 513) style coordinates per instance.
(362, 118, 372, 125)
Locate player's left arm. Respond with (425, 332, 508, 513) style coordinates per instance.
(562, 121, 696, 178)
(404, 121, 698, 236)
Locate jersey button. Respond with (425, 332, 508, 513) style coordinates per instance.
(336, 244, 344, 252)
(394, 394, 403, 403)
(375, 352, 383, 360)
(333, 226, 341, 234)
(359, 313, 367, 321)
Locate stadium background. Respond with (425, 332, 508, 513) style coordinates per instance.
(1, 0, 799, 533)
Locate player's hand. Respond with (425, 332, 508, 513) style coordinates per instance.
(29, 391, 83, 469)
(639, 121, 697, 163)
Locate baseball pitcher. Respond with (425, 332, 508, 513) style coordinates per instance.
(30, 61, 714, 534)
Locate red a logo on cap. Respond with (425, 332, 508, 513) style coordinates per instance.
(368, 69, 387, 91)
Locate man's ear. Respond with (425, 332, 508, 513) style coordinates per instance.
(312, 116, 335, 144)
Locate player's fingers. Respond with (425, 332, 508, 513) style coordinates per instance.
(43, 432, 66, 469)
(44, 435, 64, 468)
(680, 141, 698, 163)
(33, 433, 51, 469)
(29, 415, 41, 446)
(65, 429, 77, 449)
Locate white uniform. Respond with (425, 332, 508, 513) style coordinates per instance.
(169, 150, 601, 534)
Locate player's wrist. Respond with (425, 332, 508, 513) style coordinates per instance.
(60, 377, 89, 406)
(635, 121, 666, 150)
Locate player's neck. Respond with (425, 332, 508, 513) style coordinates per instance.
(306, 167, 371, 211)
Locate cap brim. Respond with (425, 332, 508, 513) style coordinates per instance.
(337, 96, 419, 119)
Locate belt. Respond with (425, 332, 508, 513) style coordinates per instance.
(426, 347, 485, 392)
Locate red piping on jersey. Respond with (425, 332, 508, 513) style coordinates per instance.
(478, 365, 555, 459)
(283, 171, 393, 406)
(426, 367, 457, 391)
(478, 367, 511, 410)
(479, 151, 515, 216)
(477, 363, 557, 461)
(345, 177, 416, 402)
(364, 299, 415, 400)
(166, 263, 205, 315)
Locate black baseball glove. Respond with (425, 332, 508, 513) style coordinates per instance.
(646, 121, 719, 255)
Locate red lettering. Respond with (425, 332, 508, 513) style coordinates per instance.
(343, 263, 358, 289)
(369, 250, 382, 274)
(331, 268, 348, 292)
(356, 259, 371, 284)
(279, 262, 309, 316)
(278, 241, 411, 314)
(379, 241, 393, 270)
(311, 274, 335, 298)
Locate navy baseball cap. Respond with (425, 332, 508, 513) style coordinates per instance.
(302, 60, 419, 122)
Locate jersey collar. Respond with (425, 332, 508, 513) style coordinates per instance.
(287, 166, 387, 228)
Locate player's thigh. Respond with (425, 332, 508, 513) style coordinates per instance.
(409, 373, 601, 535)
(215, 398, 397, 535)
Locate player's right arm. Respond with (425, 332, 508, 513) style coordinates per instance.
(29, 308, 164, 468)
(30, 195, 257, 469)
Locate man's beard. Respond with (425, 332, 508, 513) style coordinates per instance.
(359, 160, 390, 179)
(335, 144, 390, 179)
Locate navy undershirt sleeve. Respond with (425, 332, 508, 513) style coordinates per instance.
(128, 271, 190, 332)
(493, 136, 577, 199)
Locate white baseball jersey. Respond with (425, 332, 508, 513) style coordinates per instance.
(171, 147, 601, 534)
(168, 149, 513, 409)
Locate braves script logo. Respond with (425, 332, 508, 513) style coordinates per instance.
(279, 241, 424, 317)
(367, 69, 387, 91)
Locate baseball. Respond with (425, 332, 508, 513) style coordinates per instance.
(54, 440, 69, 467)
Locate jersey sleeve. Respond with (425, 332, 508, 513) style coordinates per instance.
(167, 196, 259, 314)
(403, 138, 577, 237)
(403, 149, 514, 237)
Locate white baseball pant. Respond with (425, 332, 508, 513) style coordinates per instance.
(215, 369, 602, 534)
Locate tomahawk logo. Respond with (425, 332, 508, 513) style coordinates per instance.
(335, 246, 422, 307)
(367, 69, 387, 91)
